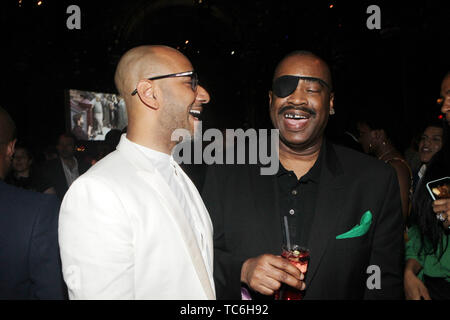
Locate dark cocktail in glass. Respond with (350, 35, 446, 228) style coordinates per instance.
(274, 245, 310, 300)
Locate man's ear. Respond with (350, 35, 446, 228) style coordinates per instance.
(329, 92, 335, 113)
(136, 80, 159, 110)
(6, 139, 16, 159)
(268, 90, 273, 108)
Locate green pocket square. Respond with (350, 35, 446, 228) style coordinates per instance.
(336, 210, 372, 239)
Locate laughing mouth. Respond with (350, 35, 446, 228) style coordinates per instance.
(189, 109, 202, 120)
(279, 106, 316, 119)
(284, 113, 309, 120)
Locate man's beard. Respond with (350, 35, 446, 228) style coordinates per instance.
(162, 102, 195, 147)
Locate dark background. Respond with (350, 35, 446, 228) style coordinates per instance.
(0, 0, 448, 153)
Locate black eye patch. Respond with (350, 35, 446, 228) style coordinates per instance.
(272, 75, 330, 98)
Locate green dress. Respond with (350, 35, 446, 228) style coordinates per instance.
(405, 225, 450, 282)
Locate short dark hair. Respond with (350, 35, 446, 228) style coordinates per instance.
(421, 118, 447, 145)
(356, 106, 401, 149)
(421, 119, 445, 131)
(14, 141, 33, 160)
(105, 129, 122, 149)
(57, 132, 77, 145)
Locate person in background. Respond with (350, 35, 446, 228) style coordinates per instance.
(327, 109, 364, 153)
(108, 95, 118, 129)
(413, 120, 444, 193)
(404, 134, 449, 300)
(102, 94, 111, 129)
(357, 114, 412, 222)
(91, 95, 104, 135)
(404, 72, 450, 300)
(5, 142, 37, 191)
(71, 113, 89, 141)
(337, 126, 364, 153)
(117, 97, 128, 131)
(441, 72, 450, 126)
(431, 71, 450, 224)
(0, 106, 66, 299)
(43, 145, 58, 162)
(404, 132, 422, 176)
(89, 129, 123, 165)
(35, 133, 90, 200)
(104, 129, 122, 154)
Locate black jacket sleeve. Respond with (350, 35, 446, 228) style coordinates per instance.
(29, 195, 67, 299)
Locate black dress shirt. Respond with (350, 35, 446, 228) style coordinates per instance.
(275, 143, 324, 248)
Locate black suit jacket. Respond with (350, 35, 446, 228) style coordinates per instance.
(36, 158, 89, 200)
(0, 181, 66, 299)
(201, 140, 404, 300)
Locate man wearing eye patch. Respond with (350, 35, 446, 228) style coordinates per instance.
(202, 51, 404, 300)
(269, 53, 334, 156)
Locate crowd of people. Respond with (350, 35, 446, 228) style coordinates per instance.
(0, 45, 449, 300)
(70, 90, 128, 141)
(3, 130, 123, 201)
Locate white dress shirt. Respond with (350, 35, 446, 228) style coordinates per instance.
(130, 141, 213, 281)
(60, 157, 80, 187)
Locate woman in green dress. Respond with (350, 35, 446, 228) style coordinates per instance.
(404, 72, 450, 300)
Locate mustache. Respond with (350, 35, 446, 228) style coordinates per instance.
(278, 105, 317, 117)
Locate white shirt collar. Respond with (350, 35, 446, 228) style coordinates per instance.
(60, 156, 78, 172)
(126, 136, 176, 180)
(60, 156, 79, 187)
(418, 163, 427, 179)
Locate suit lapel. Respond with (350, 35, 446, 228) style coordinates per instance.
(250, 166, 283, 255)
(117, 136, 215, 299)
(305, 142, 346, 288)
(139, 170, 215, 300)
(177, 166, 214, 257)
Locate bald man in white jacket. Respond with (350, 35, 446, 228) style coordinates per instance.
(59, 45, 215, 299)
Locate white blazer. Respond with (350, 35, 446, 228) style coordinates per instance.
(58, 135, 215, 299)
